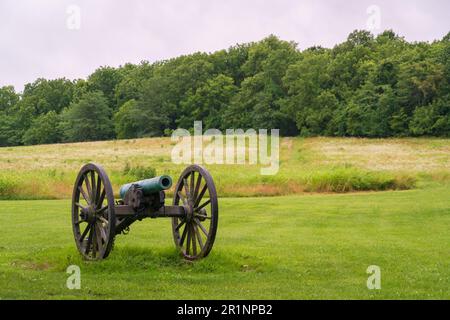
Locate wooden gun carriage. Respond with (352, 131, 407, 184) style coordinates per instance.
(71, 163, 218, 261)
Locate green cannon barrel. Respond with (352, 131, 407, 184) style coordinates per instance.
(119, 175, 173, 199)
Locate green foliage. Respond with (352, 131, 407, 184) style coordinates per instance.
(115, 62, 154, 108)
(122, 163, 157, 180)
(22, 111, 62, 145)
(87, 67, 123, 110)
(60, 91, 114, 142)
(222, 35, 299, 135)
(0, 113, 17, 146)
(0, 99, 35, 146)
(0, 86, 19, 113)
(410, 95, 450, 136)
(22, 78, 74, 114)
(303, 166, 416, 192)
(179, 74, 237, 129)
(1, 30, 449, 146)
(134, 77, 173, 137)
(114, 99, 143, 139)
(0, 174, 18, 199)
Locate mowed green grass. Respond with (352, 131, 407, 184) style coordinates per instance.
(0, 185, 448, 299)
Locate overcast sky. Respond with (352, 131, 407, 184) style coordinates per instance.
(0, 0, 449, 91)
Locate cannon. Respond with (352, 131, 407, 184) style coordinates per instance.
(71, 163, 218, 261)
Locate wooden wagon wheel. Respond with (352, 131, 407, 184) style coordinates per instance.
(72, 163, 116, 260)
(172, 165, 218, 260)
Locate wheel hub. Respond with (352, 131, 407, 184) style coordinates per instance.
(184, 203, 194, 223)
(80, 205, 97, 223)
(196, 207, 207, 221)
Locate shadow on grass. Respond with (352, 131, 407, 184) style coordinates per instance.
(13, 245, 267, 275)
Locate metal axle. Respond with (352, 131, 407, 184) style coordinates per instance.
(114, 204, 186, 218)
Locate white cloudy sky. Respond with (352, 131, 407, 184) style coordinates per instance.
(0, 0, 449, 91)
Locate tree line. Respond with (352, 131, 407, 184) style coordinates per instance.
(0, 29, 449, 146)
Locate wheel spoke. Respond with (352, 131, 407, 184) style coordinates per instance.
(75, 202, 87, 211)
(194, 184, 208, 208)
(78, 186, 90, 204)
(183, 177, 191, 199)
(193, 174, 202, 203)
(191, 224, 197, 256)
(84, 174, 92, 202)
(96, 189, 106, 210)
(92, 226, 97, 257)
(98, 216, 109, 224)
(195, 199, 211, 211)
(189, 172, 195, 201)
(95, 223, 103, 251)
(178, 191, 188, 206)
(90, 171, 96, 203)
(85, 226, 94, 254)
(180, 224, 188, 246)
(194, 224, 204, 249)
(186, 224, 191, 255)
(80, 222, 92, 242)
(194, 218, 208, 236)
(97, 222, 107, 241)
(175, 219, 186, 231)
(96, 205, 108, 214)
(95, 175, 102, 207)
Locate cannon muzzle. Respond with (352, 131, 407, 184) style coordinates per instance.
(119, 175, 173, 199)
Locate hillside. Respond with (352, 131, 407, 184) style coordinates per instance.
(0, 137, 449, 199)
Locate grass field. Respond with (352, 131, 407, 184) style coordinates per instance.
(0, 137, 449, 299)
(0, 185, 449, 299)
(1, 137, 449, 199)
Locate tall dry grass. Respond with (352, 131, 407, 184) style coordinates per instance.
(0, 137, 448, 199)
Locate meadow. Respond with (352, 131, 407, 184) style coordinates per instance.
(0, 137, 449, 299)
(1, 137, 449, 199)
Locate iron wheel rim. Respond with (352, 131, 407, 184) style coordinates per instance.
(71, 163, 116, 260)
(172, 165, 218, 260)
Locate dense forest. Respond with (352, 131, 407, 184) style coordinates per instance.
(0, 30, 449, 146)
